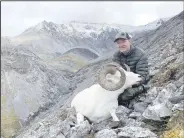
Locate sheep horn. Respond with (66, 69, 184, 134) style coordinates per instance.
(98, 63, 126, 91)
(123, 64, 130, 72)
(108, 60, 130, 71)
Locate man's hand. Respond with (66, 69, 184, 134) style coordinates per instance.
(120, 85, 144, 101)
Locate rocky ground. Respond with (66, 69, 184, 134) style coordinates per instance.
(13, 56, 184, 138)
(1, 11, 183, 138)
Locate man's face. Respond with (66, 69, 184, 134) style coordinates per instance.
(116, 39, 131, 52)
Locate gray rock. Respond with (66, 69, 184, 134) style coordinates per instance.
(165, 83, 177, 94)
(70, 120, 91, 138)
(143, 84, 183, 121)
(144, 87, 160, 104)
(149, 69, 160, 77)
(142, 102, 172, 121)
(174, 52, 184, 64)
(49, 125, 63, 138)
(56, 134, 65, 138)
(95, 129, 117, 138)
(109, 121, 124, 129)
(125, 118, 143, 127)
(116, 106, 131, 121)
(30, 122, 50, 138)
(174, 76, 184, 89)
(91, 120, 111, 132)
(169, 95, 184, 104)
(129, 112, 142, 119)
(176, 85, 184, 96)
(160, 55, 176, 68)
(47, 120, 70, 138)
(117, 126, 158, 138)
(116, 106, 131, 115)
(58, 121, 71, 137)
(172, 100, 184, 111)
(152, 88, 172, 105)
(133, 102, 148, 113)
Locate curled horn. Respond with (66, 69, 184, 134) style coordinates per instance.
(123, 64, 130, 72)
(98, 62, 126, 91)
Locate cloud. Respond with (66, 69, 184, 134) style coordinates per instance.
(1, 1, 183, 36)
(135, 14, 158, 26)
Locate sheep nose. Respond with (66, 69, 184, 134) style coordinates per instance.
(138, 75, 142, 78)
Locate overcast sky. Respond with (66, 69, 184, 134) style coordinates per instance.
(2, 1, 183, 37)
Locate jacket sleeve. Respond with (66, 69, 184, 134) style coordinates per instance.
(135, 53, 149, 84)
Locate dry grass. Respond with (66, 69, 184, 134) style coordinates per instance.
(161, 125, 184, 138)
(150, 63, 184, 87)
(47, 53, 87, 72)
(161, 111, 184, 138)
(1, 96, 21, 138)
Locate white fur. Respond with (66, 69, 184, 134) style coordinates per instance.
(71, 68, 142, 124)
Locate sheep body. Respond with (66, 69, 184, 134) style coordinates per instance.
(71, 83, 124, 123)
(71, 67, 142, 124)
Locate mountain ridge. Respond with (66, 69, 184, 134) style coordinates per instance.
(18, 17, 171, 37)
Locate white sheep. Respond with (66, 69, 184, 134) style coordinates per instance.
(71, 62, 142, 124)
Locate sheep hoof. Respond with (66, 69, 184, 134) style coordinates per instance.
(109, 120, 124, 129)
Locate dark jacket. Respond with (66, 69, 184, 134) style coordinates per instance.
(112, 45, 150, 104)
(112, 45, 149, 84)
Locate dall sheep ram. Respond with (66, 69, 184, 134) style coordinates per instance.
(71, 62, 142, 124)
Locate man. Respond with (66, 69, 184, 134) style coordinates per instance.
(112, 32, 150, 107)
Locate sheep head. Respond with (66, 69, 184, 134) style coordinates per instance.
(98, 62, 130, 91)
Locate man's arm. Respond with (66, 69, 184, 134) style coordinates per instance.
(121, 53, 150, 101)
(135, 53, 149, 84)
(118, 52, 150, 103)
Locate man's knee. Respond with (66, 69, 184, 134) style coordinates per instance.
(118, 86, 145, 102)
(118, 91, 133, 107)
(118, 89, 135, 101)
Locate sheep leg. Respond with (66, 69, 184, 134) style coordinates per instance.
(109, 109, 124, 129)
(110, 109, 119, 121)
(76, 112, 84, 125)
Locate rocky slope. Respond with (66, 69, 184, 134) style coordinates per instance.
(1, 11, 183, 138)
(1, 45, 76, 137)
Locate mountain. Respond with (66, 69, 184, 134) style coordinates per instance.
(14, 11, 184, 138)
(1, 36, 12, 46)
(132, 11, 183, 73)
(133, 17, 170, 33)
(8, 17, 170, 60)
(1, 45, 75, 137)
